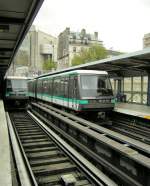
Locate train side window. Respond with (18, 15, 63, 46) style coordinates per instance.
(64, 77, 68, 98)
(62, 77, 65, 97)
(48, 79, 52, 95)
(7, 80, 12, 91)
(57, 77, 61, 97)
(31, 81, 33, 93)
(53, 78, 60, 96)
(32, 81, 34, 93)
(39, 81, 40, 93)
(53, 78, 56, 96)
(43, 80, 45, 94)
(60, 78, 64, 97)
(52, 78, 54, 96)
(69, 76, 74, 98)
(38, 80, 40, 94)
(74, 76, 79, 98)
(30, 83, 31, 92)
(55, 79, 58, 96)
(46, 80, 48, 94)
(43, 79, 48, 94)
(40, 80, 43, 94)
(37, 80, 40, 93)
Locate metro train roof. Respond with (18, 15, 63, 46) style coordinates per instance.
(36, 70, 108, 80)
(5, 76, 29, 80)
(65, 70, 108, 75)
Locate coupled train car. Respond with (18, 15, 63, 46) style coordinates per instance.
(4, 76, 29, 107)
(28, 70, 115, 113)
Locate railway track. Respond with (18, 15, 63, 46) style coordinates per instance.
(7, 111, 116, 186)
(108, 112, 150, 144)
(107, 122, 150, 144)
(30, 101, 150, 186)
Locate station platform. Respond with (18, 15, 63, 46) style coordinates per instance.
(0, 100, 12, 185)
(114, 102, 150, 119)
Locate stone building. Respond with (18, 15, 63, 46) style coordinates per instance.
(12, 25, 57, 76)
(143, 33, 150, 48)
(57, 27, 102, 69)
(29, 26, 57, 74)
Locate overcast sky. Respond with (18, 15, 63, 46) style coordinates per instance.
(33, 0, 150, 52)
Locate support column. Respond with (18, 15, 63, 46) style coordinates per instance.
(147, 72, 150, 106)
(114, 79, 117, 95)
(117, 79, 122, 94)
(141, 76, 143, 104)
(131, 77, 133, 102)
(0, 75, 3, 99)
(116, 78, 124, 102)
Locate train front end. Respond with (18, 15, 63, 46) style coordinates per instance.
(78, 71, 115, 112)
(5, 76, 29, 108)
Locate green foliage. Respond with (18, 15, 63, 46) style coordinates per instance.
(43, 59, 56, 71)
(72, 44, 108, 66)
(71, 55, 83, 66)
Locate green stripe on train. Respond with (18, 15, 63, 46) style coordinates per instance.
(6, 91, 28, 96)
(32, 92, 89, 104)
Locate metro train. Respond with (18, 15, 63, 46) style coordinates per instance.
(28, 70, 115, 113)
(4, 76, 29, 107)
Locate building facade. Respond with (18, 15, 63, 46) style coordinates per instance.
(29, 26, 57, 74)
(57, 28, 102, 69)
(11, 25, 57, 76)
(143, 33, 150, 48)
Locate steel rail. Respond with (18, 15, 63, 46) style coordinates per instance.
(7, 110, 117, 186)
(30, 103, 150, 186)
(112, 119, 150, 138)
(108, 125, 150, 144)
(6, 112, 36, 186)
(28, 110, 117, 186)
(35, 101, 150, 154)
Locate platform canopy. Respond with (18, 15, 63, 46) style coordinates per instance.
(0, 0, 44, 77)
(78, 48, 150, 77)
(42, 47, 150, 78)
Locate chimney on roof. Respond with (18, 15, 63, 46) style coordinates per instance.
(66, 27, 70, 34)
(81, 29, 86, 37)
(94, 32, 98, 40)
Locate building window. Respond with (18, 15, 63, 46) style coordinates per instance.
(85, 38, 88, 45)
(80, 47, 84, 52)
(73, 47, 76, 52)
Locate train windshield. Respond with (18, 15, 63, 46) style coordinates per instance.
(80, 75, 113, 97)
(7, 79, 28, 91)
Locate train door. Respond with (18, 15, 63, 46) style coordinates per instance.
(35, 80, 37, 99)
(73, 76, 78, 110)
(41, 80, 43, 100)
(48, 78, 52, 103)
(64, 77, 69, 108)
(36, 79, 39, 99)
(69, 76, 77, 110)
(61, 77, 65, 107)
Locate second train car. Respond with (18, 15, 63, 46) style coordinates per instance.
(4, 76, 29, 107)
(28, 70, 115, 112)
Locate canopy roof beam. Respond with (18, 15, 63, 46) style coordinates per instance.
(0, 17, 25, 25)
